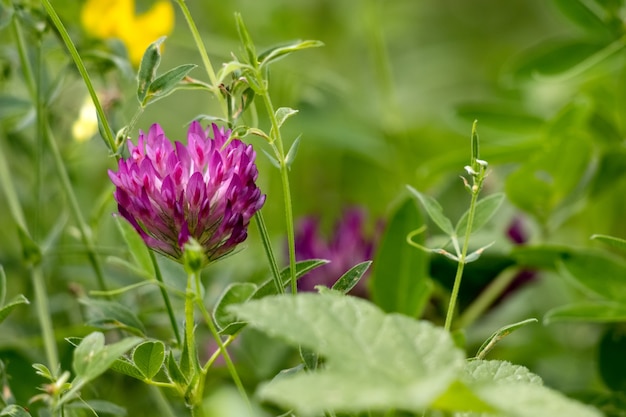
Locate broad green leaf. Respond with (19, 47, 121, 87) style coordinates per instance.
(285, 134, 302, 168)
(407, 186, 455, 236)
(553, 0, 611, 35)
(591, 234, 626, 252)
(213, 282, 257, 335)
(0, 405, 32, 417)
(332, 260, 372, 294)
(137, 37, 165, 103)
(132, 341, 165, 380)
(0, 295, 29, 325)
(370, 197, 432, 317)
(109, 357, 145, 380)
(545, 302, 626, 324)
(558, 251, 626, 302)
(253, 259, 329, 299)
(259, 39, 324, 67)
(80, 298, 146, 336)
(144, 64, 197, 105)
(455, 193, 505, 237)
(63, 333, 141, 407)
(230, 293, 465, 415)
(274, 107, 298, 129)
(114, 216, 154, 277)
(475, 318, 538, 360)
(460, 360, 601, 417)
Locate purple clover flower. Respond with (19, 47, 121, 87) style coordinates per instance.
(294, 208, 379, 297)
(108, 122, 265, 263)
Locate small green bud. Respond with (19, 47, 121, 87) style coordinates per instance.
(182, 238, 207, 274)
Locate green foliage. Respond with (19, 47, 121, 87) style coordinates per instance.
(370, 197, 432, 317)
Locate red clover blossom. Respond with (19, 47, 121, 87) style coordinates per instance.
(109, 122, 265, 263)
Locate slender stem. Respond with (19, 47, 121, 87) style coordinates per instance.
(31, 265, 60, 376)
(457, 267, 519, 329)
(259, 91, 297, 294)
(195, 295, 251, 410)
(150, 251, 182, 345)
(10, 17, 35, 98)
(40, 0, 117, 155)
(254, 211, 283, 294)
(443, 190, 480, 332)
(184, 272, 199, 376)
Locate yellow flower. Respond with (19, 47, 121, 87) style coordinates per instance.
(72, 95, 99, 142)
(81, 0, 174, 66)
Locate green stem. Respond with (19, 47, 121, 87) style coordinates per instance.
(259, 91, 297, 295)
(40, 0, 117, 155)
(195, 294, 251, 410)
(150, 251, 181, 345)
(31, 265, 60, 376)
(444, 189, 480, 332)
(254, 211, 283, 294)
(185, 272, 199, 376)
(457, 267, 519, 329)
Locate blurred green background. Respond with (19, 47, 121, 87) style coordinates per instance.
(1, 0, 626, 415)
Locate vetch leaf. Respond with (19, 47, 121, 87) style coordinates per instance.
(166, 350, 188, 386)
(558, 250, 626, 302)
(370, 197, 432, 317)
(285, 134, 302, 168)
(332, 261, 372, 294)
(230, 292, 465, 415)
(114, 216, 154, 277)
(110, 357, 145, 380)
(475, 318, 538, 360)
(132, 340, 165, 380)
(544, 302, 626, 324)
(275, 107, 299, 130)
(0, 294, 29, 325)
(213, 282, 257, 335)
(407, 186, 455, 236)
(137, 37, 165, 103)
(455, 193, 505, 237)
(235, 13, 257, 65)
(259, 39, 324, 67)
(144, 64, 197, 105)
(253, 259, 329, 299)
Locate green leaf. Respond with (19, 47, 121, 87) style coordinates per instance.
(553, 0, 611, 35)
(370, 197, 432, 317)
(166, 350, 188, 386)
(132, 341, 165, 380)
(66, 400, 127, 416)
(230, 293, 465, 415)
(80, 298, 146, 336)
(0, 295, 29, 325)
(591, 234, 626, 252)
(216, 60, 253, 84)
(213, 282, 257, 335)
(259, 39, 324, 67)
(253, 259, 329, 299)
(332, 261, 372, 294)
(460, 360, 601, 417)
(0, 265, 5, 307)
(0, 405, 32, 417)
(235, 13, 257, 65)
(545, 302, 626, 324)
(511, 244, 572, 270)
(109, 357, 145, 380)
(274, 107, 298, 129)
(558, 251, 626, 302)
(137, 36, 166, 104)
(144, 64, 197, 105)
(407, 186, 455, 236)
(475, 318, 538, 360)
(114, 216, 154, 277)
(455, 193, 505, 237)
(285, 134, 302, 169)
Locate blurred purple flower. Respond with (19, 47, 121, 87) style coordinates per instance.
(109, 122, 265, 263)
(294, 208, 379, 297)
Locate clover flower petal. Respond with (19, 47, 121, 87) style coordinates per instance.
(109, 122, 265, 264)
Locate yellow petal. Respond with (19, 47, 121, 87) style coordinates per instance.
(121, 0, 175, 66)
(81, 0, 134, 38)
